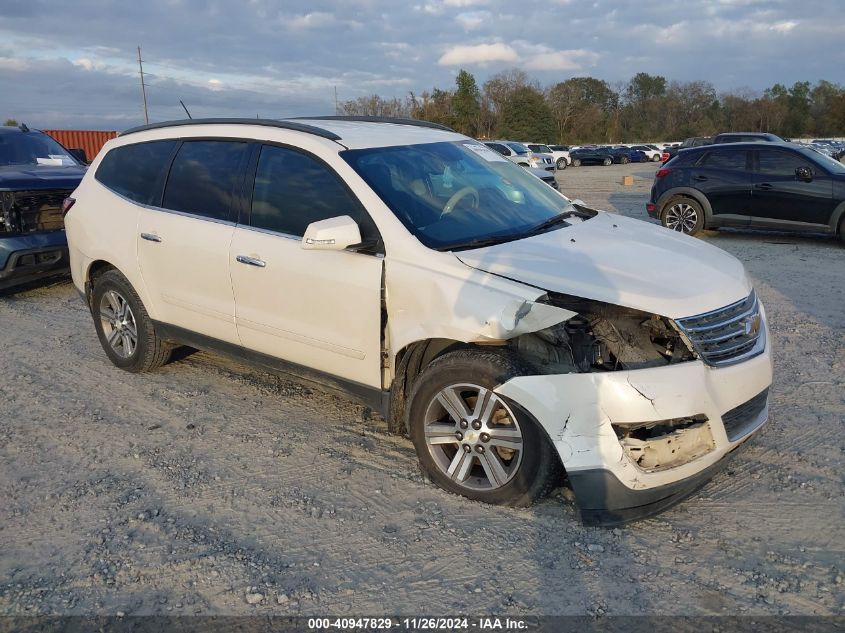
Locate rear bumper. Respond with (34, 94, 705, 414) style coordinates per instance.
(0, 231, 69, 291)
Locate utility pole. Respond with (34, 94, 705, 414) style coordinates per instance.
(334, 86, 338, 115)
(137, 46, 149, 125)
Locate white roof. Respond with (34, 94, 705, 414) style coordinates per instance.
(293, 119, 466, 149)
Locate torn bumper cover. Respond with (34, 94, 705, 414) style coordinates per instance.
(494, 329, 773, 526)
(0, 230, 69, 291)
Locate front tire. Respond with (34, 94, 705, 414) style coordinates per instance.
(572, 159, 581, 167)
(662, 197, 705, 235)
(91, 269, 172, 372)
(408, 349, 560, 507)
(556, 158, 567, 170)
(603, 157, 612, 166)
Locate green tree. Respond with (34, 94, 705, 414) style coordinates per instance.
(452, 69, 481, 136)
(4, 119, 18, 127)
(498, 86, 555, 141)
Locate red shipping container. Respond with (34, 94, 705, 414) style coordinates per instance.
(42, 129, 118, 163)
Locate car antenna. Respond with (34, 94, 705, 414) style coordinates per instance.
(19, 123, 29, 133)
(179, 100, 193, 119)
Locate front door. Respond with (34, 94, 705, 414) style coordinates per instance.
(230, 144, 384, 388)
(693, 148, 752, 226)
(751, 149, 834, 228)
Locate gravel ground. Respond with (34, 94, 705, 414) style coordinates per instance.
(1, 161, 843, 617)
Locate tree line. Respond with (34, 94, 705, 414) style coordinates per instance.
(340, 70, 845, 144)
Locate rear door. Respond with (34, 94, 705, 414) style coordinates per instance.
(692, 148, 752, 226)
(137, 139, 249, 344)
(229, 143, 384, 387)
(751, 148, 834, 227)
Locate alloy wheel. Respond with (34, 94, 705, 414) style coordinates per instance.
(423, 383, 524, 491)
(664, 203, 699, 233)
(99, 290, 138, 358)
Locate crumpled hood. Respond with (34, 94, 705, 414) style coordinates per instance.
(0, 164, 86, 191)
(456, 212, 751, 319)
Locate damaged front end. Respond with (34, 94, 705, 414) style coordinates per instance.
(508, 291, 696, 375)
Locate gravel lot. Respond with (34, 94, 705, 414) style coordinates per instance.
(1, 161, 843, 617)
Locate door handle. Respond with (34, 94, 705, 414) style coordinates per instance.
(693, 175, 708, 182)
(755, 183, 773, 191)
(140, 233, 162, 243)
(236, 255, 266, 268)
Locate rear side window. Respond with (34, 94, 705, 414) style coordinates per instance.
(250, 144, 376, 241)
(757, 150, 814, 176)
(95, 140, 176, 204)
(485, 143, 509, 156)
(700, 150, 747, 170)
(162, 140, 248, 221)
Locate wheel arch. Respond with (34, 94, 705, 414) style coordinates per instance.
(656, 188, 713, 227)
(828, 199, 845, 234)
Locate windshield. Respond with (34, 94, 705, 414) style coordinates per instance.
(804, 147, 845, 174)
(0, 131, 79, 167)
(505, 142, 528, 155)
(529, 144, 552, 153)
(342, 140, 582, 251)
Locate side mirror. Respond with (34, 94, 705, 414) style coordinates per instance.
(795, 166, 813, 182)
(301, 215, 362, 251)
(68, 148, 87, 163)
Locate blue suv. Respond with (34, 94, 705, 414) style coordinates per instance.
(648, 142, 845, 240)
(0, 125, 87, 291)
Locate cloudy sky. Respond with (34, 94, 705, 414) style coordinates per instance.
(1, 0, 843, 130)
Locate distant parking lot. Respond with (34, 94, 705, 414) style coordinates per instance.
(1, 161, 843, 617)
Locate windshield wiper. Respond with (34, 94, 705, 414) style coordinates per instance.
(440, 234, 522, 252)
(521, 210, 576, 236)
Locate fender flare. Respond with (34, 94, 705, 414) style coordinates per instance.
(828, 200, 845, 234)
(656, 188, 713, 227)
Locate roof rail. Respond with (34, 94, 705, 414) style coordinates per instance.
(119, 118, 342, 141)
(294, 116, 456, 133)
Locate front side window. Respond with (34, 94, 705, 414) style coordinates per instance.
(0, 131, 79, 167)
(251, 145, 376, 241)
(96, 140, 176, 204)
(757, 150, 813, 176)
(342, 141, 581, 251)
(162, 140, 248, 221)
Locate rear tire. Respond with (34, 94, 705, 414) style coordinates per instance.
(603, 157, 612, 166)
(91, 269, 172, 372)
(621, 156, 629, 165)
(839, 217, 845, 245)
(572, 159, 581, 167)
(408, 349, 561, 507)
(661, 197, 705, 235)
(652, 154, 661, 162)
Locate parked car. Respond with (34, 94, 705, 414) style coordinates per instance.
(0, 124, 87, 291)
(548, 144, 572, 168)
(526, 166, 562, 191)
(528, 143, 568, 170)
(648, 141, 845, 239)
(570, 146, 614, 166)
(610, 146, 649, 164)
(663, 137, 713, 163)
(629, 145, 662, 162)
(713, 132, 784, 144)
(66, 117, 772, 526)
(484, 141, 554, 170)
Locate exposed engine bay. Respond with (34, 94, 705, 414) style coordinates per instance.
(509, 292, 696, 374)
(0, 190, 69, 234)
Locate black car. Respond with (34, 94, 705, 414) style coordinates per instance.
(570, 147, 614, 166)
(662, 137, 714, 163)
(713, 132, 784, 144)
(648, 142, 845, 239)
(0, 126, 87, 290)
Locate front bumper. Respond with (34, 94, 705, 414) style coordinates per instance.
(0, 230, 69, 291)
(495, 325, 773, 526)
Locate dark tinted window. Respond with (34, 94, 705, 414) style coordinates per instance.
(758, 150, 813, 176)
(485, 143, 509, 156)
(251, 145, 373, 239)
(96, 140, 176, 204)
(700, 149, 747, 170)
(162, 140, 248, 221)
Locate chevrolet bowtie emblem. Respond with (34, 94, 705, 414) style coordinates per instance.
(742, 314, 761, 337)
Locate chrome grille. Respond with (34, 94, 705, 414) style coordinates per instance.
(675, 290, 765, 367)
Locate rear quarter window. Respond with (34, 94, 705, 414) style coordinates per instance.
(95, 140, 177, 205)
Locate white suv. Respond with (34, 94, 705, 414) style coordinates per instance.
(64, 117, 772, 525)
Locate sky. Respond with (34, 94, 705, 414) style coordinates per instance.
(1, 0, 843, 130)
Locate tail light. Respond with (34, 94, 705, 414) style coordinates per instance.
(655, 168, 672, 179)
(61, 197, 76, 217)
(661, 152, 669, 162)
